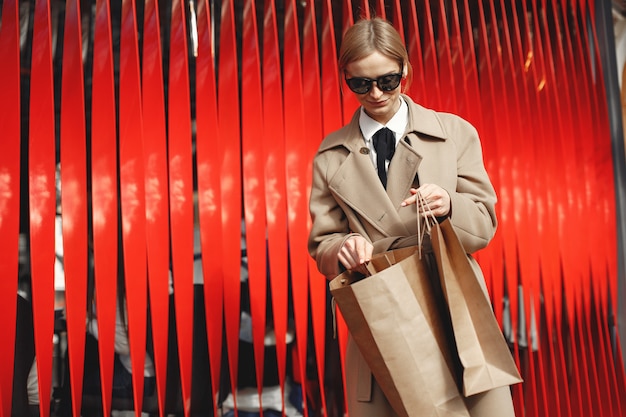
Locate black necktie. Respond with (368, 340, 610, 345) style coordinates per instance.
(372, 127, 396, 188)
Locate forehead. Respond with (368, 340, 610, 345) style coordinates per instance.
(344, 51, 400, 77)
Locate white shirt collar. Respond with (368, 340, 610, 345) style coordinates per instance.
(359, 96, 409, 144)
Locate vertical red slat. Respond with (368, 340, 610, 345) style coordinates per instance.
(417, 0, 442, 110)
(91, 0, 119, 413)
(473, 2, 520, 411)
(372, 0, 385, 19)
(301, 0, 328, 413)
(470, 27, 499, 320)
(583, 1, 626, 413)
(482, 5, 525, 414)
(60, 0, 88, 414)
(340, 1, 358, 123)
(516, 9, 556, 416)
(474, 0, 502, 330)
(484, 0, 517, 336)
(458, 0, 484, 129)
(318, 1, 349, 413)
(497, 2, 550, 416)
(320, 0, 343, 134)
(241, 0, 269, 404)
(445, 0, 470, 121)
(583, 0, 620, 330)
(538, 3, 592, 416)
(583, 10, 622, 391)
(547, 5, 600, 414)
(283, 1, 310, 414)
(434, 0, 457, 113)
(195, 1, 224, 415)
(554, 4, 609, 416)
(508, 1, 556, 416)
(0, 0, 21, 414)
(572, 1, 624, 413)
(526, 2, 573, 414)
(528, 0, 563, 366)
(142, 0, 171, 414)
(218, 0, 243, 407)
(561, 4, 621, 415)
(262, 0, 289, 411)
(28, 0, 57, 414)
(388, 0, 403, 39)
(119, 0, 149, 413)
(168, 1, 195, 414)
(404, 2, 427, 116)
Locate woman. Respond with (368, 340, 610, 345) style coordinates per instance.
(308, 17, 515, 417)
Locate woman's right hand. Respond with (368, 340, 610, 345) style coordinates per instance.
(338, 235, 373, 271)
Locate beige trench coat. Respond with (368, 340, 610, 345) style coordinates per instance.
(309, 96, 514, 416)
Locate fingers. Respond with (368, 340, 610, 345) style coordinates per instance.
(400, 187, 419, 207)
(402, 184, 450, 217)
(339, 235, 373, 271)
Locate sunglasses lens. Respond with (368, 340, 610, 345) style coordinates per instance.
(346, 78, 371, 94)
(345, 73, 402, 94)
(378, 74, 402, 91)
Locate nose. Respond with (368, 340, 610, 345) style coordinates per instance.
(368, 81, 384, 97)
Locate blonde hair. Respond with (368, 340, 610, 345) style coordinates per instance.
(339, 18, 413, 91)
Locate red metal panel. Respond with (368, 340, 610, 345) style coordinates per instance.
(241, 0, 269, 403)
(302, 0, 328, 412)
(416, 0, 442, 110)
(261, 0, 290, 409)
(91, 0, 119, 413)
(388, 0, 403, 38)
(319, 1, 349, 412)
(553, 3, 610, 416)
(119, 0, 149, 412)
(571, 1, 625, 413)
(218, 0, 243, 406)
(497, 2, 550, 416)
(59, 0, 88, 414)
(580, 0, 626, 413)
(28, 1, 57, 415)
(525, 3, 573, 414)
(168, 0, 195, 414)
(434, 0, 457, 113)
(195, 1, 225, 414)
(458, 0, 484, 129)
(403, 2, 427, 115)
(340, 1, 359, 122)
(534, 2, 588, 415)
(445, 0, 470, 121)
(283, 0, 310, 414)
(0, 0, 21, 414)
(142, 0, 171, 414)
(473, 2, 522, 412)
(586, 0, 620, 328)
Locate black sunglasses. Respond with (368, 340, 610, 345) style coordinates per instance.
(344, 72, 403, 94)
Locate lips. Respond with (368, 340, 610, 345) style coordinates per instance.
(368, 99, 388, 107)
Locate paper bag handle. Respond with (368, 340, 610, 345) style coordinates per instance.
(416, 191, 437, 258)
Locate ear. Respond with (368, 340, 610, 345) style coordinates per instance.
(402, 63, 408, 78)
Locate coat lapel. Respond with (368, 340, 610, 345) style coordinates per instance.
(328, 136, 419, 238)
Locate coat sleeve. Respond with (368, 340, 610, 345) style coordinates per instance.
(308, 150, 356, 279)
(441, 113, 498, 253)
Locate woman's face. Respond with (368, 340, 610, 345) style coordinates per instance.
(344, 51, 404, 125)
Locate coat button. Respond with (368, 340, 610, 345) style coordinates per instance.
(359, 147, 370, 155)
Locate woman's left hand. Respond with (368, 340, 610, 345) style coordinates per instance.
(401, 183, 451, 218)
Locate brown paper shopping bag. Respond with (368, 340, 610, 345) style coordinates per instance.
(330, 247, 471, 417)
(431, 219, 523, 396)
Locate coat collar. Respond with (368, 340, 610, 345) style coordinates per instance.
(317, 95, 447, 154)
